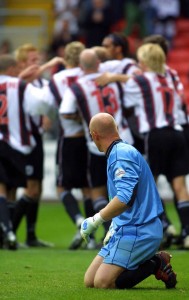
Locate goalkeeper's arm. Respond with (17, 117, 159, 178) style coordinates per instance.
(80, 196, 128, 243)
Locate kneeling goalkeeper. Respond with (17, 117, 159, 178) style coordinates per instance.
(80, 113, 177, 289)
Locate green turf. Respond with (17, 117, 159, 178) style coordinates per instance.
(1, 201, 189, 300)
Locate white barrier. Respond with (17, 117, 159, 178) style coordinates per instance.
(42, 139, 57, 200)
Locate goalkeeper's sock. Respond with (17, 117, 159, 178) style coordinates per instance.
(115, 259, 157, 289)
(60, 191, 83, 225)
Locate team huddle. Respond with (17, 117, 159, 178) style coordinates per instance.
(1, 31, 189, 289)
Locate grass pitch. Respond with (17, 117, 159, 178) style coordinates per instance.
(1, 201, 189, 300)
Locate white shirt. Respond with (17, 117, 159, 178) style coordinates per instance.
(99, 58, 140, 76)
(0, 75, 55, 153)
(49, 67, 84, 136)
(59, 72, 134, 155)
(123, 71, 182, 133)
(165, 65, 187, 126)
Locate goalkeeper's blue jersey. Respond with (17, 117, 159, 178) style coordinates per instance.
(106, 140, 163, 229)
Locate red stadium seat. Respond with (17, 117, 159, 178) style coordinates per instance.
(168, 61, 189, 76)
(172, 18, 189, 48)
(184, 88, 189, 114)
(179, 74, 189, 89)
(127, 36, 142, 55)
(176, 18, 189, 34)
(167, 49, 189, 62)
(172, 36, 189, 48)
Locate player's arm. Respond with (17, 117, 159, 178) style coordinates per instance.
(80, 196, 128, 243)
(19, 65, 40, 82)
(95, 72, 130, 86)
(100, 196, 128, 220)
(19, 57, 65, 82)
(81, 159, 138, 243)
(38, 57, 65, 76)
(61, 112, 81, 121)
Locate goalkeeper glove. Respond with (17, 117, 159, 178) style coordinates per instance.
(103, 222, 115, 246)
(80, 213, 105, 243)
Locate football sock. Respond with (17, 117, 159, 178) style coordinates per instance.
(173, 196, 185, 238)
(0, 196, 12, 233)
(173, 195, 179, 212)
(13, 195, 31, 232)
(83, 197, 95, 218)
(115, 258, 157, 289)
(93, 197, 111, 232)
(7, 201, 16, 223)
(83, 197, 95, 239)
(177, 200, 189, 236)
(159, 199, 172, 231)
(60, 191, 83, 224)
(93, 196, 109, 213)
(26, 199, 39, 241)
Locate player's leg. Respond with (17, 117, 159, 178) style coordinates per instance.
(57, 136, 87, 249)
(21, 136, 52, 247)
(82, 187, 97, 249)
(59, 187, 84, 226)
(24, 179, 41, 245)
(85, 255, 158, 289)
(147, 129, 180, 248)
(168, 131, 189, 249)
(13, 193, 31, 233)
(95, 218, 176, 289)
(13, 145, 38, 236)
(84, 255, 105, 287)
(0, 183, 16, 249)
(57, 136, 85, 226)
(91, 185, 111, 233)
(0, 143, 26, 249)
(83, 187, 95, 219)
(159, 197, 177, 249)
(89, 153, 112, 237)
(171, 175, 189, 249)
(21, 178, 53, 247)
(24, 136, 49, 246)
(84, 251, 177, 289)
(94, 261, 125, 289)
(115, 251, 177, 289)
(7, 188, 17, 225)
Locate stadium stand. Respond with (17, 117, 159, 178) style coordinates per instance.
(0, 0, 54, 49)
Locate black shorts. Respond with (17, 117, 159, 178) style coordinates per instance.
(56, 136, 89, 189)
(25, 135, 44, 180)
(147, 127, 189, 182)
(182, 124, 189, 154)
(88, 153, 107, 188)
(0, 141, 26, 188)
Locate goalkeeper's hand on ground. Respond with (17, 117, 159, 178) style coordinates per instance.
(80, 213, 105, 243)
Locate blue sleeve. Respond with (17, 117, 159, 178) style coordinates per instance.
(109, 159, 139, 205)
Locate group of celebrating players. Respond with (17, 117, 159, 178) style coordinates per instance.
(0, 31, 189, 258)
